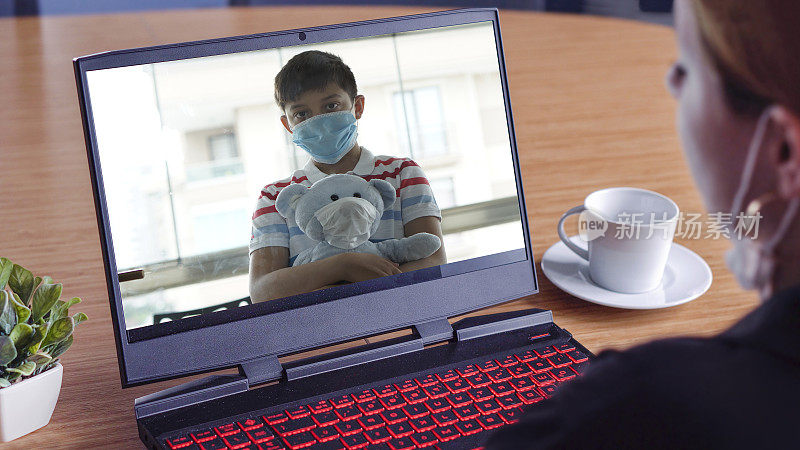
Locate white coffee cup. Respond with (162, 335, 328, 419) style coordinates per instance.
(557, 187, 679, 294)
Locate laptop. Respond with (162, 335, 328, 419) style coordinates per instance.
(74, 8, 593, 450)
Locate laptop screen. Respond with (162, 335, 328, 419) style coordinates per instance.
(84, 20, 527, 336)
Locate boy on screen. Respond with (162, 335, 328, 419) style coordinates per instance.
(248, 50, 446, 302)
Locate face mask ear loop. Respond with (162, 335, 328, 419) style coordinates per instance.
(763, 198, 800, 254)
(730, 106, 776, 218)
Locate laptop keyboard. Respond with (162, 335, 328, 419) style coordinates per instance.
(162, 342, 590, 450)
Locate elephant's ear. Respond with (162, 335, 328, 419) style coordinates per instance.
(368, 179, 396, 209)
(275, 183, 309, 219)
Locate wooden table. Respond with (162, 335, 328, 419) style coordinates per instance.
(0, 6, 757, 448)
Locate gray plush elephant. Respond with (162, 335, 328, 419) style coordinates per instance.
(275, 174, 441, 267)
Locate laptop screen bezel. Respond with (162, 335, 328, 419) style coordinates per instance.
(74, 7, 538, 387)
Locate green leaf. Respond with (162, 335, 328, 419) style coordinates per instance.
(0, 292, 17, 335)
(0, 258, 13, 290)
(26, 324, 48, 355)
(41, 317, 73, 348)
(31, 282, 62, 323)
(6, 361, 36, 376)
(25, 351, 52, 369)
(0, 378, 10, 388)
(49, 335, 72, 359)
(72, 312, 88, 326)
(50, 297, 81, 322)
(9, 323, 33, 350)
(9, 293, 31, 324)
(6, 371, 20, 382)
(0, 336, 17, 366)
(8, 265, 36, 306)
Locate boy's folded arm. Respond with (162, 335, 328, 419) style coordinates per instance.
(249, 246, 346, 302)
(398, 216, 447, 272)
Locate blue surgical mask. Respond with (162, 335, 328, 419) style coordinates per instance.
(290, 110, 358, 164)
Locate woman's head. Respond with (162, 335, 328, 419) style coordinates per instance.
(670, 0, 800, 296)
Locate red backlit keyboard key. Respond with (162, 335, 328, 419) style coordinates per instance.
(313, 411, 340, 427)
(540, 384, 559, 398)
(433, 425, 460, 442)
(409, 415, 437, 432)
(191, 430, 216, 442)
(436, 370, 459, 382)
(379, 394, 406, 410)
(444, 378, 470, 393)
(431, 410, 459, 426)
(237, 418, 263, 431)
(474, 398, 502, 415)
(214, 423, 240, 437)
(410, 430, 439, 447)
(467, 387, 494, 402)
(386, 421, 415, 438)
(464, 373, 492, 388)
(556, 342, 576, 353)
(416, 374, 438, 387)
(496, 355, 519, 367)
(424, 398, 450, 413)
(531, 372, 555, 386)
(335, 419, 363, 436)
(528, 359, 553, 373)
(311, 425, 340, 442)
(515, 350, 537, 362)
(165, 435, 193, 449)
(330, 395, 355, 409)
(497, 393, 524, 409)
(282, 431, 316, 450)
(485, 368, 512, 382)
(477, 413, 504, 430)
(357, 414, 385, 430)
(552, 367, 578, 381)
(374, 384, 397, 397)
(246, 427, 275, 443)
(264, 412, 289, 425)
(489, 381, 515, 397)
(401, 388, 427, 404)
(272, 416, 315, 437)
(357, 399, 384, 416)
(364, 426, 392, 444)
(508, 364, 532, 378)
(453, 404, 481, 420)
(395, 380, 417, 392)
(335, 405, 362, 421)
(572, 361, 590, 374)
(261, 440, 288, 450)
(518, 389, 544, 404)
(381, 410, 407, 424)
(535, 346, 557, 358)
(446, 392, 472, 407)
(198, 438, 227, 450)
(499, 407, 524, 424)
(402, 403, 429, 419)
(455, 419, 482, 436)
(567, 350, 589, 363)
(340, 432, 369, 449)
(510, 376, 537, 392)
(352, 389, 376, 403)
(222, 432, 252, 449)
(477, 360, 499, 372)
(286, 406, 310, 419)
(308, 400, 333, 414)
(423, 383, 449, 399)
(548, 353, 572, 368)
(456, 364, 479, 377)
(387, 437, 416, 450)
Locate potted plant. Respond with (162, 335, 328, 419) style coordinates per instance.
(0, 257, 87, 442)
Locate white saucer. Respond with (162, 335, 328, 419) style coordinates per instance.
(541, 236, 712, 309)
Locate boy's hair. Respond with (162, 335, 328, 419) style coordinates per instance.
(274, 50, 358, 110)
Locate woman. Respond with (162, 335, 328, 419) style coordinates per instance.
(487, 1, 800, 448)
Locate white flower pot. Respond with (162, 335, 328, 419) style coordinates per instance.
(0, 363, 62, 442)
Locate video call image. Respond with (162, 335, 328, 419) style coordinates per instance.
(86, 22, 526, 330)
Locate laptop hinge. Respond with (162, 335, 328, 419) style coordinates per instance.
(239, 354, 283, 386)
(134, 374, 248, 419)
(414, 318, 453, 345)
(454, 308, 553, 341)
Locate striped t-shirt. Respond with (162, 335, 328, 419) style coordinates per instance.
(249, 148, 441, 265)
